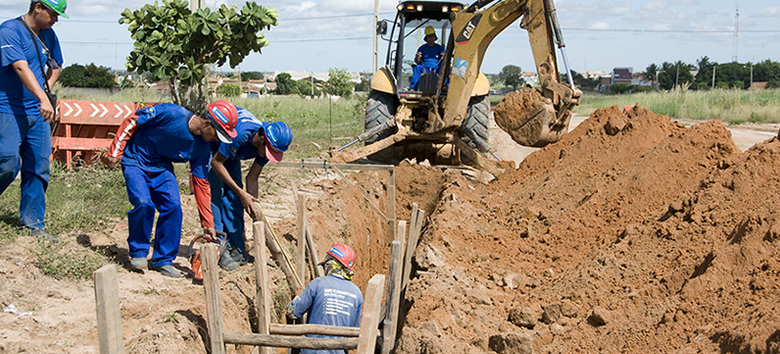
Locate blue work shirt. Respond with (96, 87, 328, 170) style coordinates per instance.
(213, 107, 269, 167)
(0, 17, 63, 115)
(290, 274, 363, 354)
(121, 104, 211, 179)
(417, 43, 444, 69)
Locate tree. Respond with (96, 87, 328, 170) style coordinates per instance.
(326, 68, 353, 98)
(274, 73, 296, 95)
(59, 63, 117, 88)
(645, 63, 659, 90)
(609, 83, 631, 94)
(498, 65, 524, 90)
(296, 79, 320, 97)
(216, 83, 242, 97)
(354, 76, 371, 92)
(232, 71, 264, 81)
(119, 0, 277, 111)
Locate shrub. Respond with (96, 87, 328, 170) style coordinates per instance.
(216, 83, 243, 97)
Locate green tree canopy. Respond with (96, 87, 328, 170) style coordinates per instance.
(274, 73, 296, 95)
(326, 68, 353, 98)
(296, 79, 320, 97)
(216, 83, 242, 97)
(59, 63, 117, 88)
(498, 64, 524, 90)
(119, 0, 277, 111)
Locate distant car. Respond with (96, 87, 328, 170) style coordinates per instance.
(489, 89, 502, 95)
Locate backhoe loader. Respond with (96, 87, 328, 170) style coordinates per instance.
(331, 0, 581, 176)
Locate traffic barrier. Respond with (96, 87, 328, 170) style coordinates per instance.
(51, 100, 152, 169)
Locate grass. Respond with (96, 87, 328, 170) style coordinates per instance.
(574, 88, 780, 125)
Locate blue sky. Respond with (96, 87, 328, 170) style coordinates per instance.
(1, 0, 778, 75)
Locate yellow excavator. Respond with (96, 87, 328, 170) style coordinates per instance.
(331, 0, 581, 175)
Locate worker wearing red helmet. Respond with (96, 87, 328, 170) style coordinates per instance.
(208, 107, 293, 270)
(288, 244, 363, 353)
(106, 101, 238, 278)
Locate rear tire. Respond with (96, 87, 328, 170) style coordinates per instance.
(365, 90, 397, 144)
(460, 95, 490, 165)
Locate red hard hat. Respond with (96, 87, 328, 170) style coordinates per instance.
(327, 244, 355, 272)
(205, 100, 238, 143)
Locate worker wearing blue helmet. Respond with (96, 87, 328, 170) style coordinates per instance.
(209, 107, 292, 270)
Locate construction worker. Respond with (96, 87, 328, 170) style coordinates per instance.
(0, 0, 68, 241)
(105, 101, 238, 278)
(410, 26, 445, 90)
(288, 244, 363, 354)
(208, 107, 292, 270)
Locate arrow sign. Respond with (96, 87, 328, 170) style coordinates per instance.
(90, 103, 99, 117)
(63, 102, 73, 116)
(74, 103, 83, 117)
(99, 104, 108, 118)
(113, 104, 122, 118)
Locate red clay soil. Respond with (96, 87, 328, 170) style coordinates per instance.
(308, 104, 780, 353)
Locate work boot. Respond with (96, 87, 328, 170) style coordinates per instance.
(230, 248, 254, 266)
(151, 265, 183, 278)
(30, 228, 59, 243)
(129, 257, 148, 271)
(218, 251, 240, 271)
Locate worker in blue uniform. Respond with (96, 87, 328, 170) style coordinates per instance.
(288, 244, 363, 354)
(410, 26, 445, 90)
(0, 0, 67, 241)
(106, 100, 239, 278)
(208, 107, 292, 271)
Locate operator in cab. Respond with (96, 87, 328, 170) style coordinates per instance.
(410, 26, 445, 90)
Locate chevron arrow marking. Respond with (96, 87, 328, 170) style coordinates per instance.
(74, 103, 82, 117)
(63, 102, 73, 116)
(90, 103, 99, 117)
(99, 104, 108, 118)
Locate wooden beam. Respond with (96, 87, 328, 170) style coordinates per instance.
(356, 274, 386, 354)
(389, 168, 396, 241)
(297, 193, 308, 283)
(382, 233, 405, 354)
(291, 181, 324, 279)
(269, 324, 360, 337)
(203, 243, 226, 354)
(273, 161, 394, 172)
(252, 222, 272, 354)
(93, 265, 123, 354)
(223, 332, 358, 349)
(402, 206, 425, 291)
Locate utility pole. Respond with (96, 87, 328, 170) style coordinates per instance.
(732, 0, 739, 62)
(373, 0, 379, 73)
(311, 72, 314, 97)
(191, 0, 205, 12)
(712, 65, 716, 89)
(675, 62, 680, 89)
(750, 62, 754, 89)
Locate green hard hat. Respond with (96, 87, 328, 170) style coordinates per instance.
(33, 0, 69, 19)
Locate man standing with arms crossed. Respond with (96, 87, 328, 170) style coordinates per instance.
(0, 0, 67, 240)
(106, 101, 239, 278)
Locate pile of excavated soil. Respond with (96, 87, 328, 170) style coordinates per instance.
(305, 104, 780, 353)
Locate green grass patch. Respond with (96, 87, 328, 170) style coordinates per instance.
(33, 238, 107, 280)
(575, 88, 780, 125)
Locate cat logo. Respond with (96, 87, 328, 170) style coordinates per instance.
(455, 14, 482, 45)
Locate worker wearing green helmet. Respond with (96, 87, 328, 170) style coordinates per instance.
(0, 0, 67, 241)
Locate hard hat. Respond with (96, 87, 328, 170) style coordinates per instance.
(205, 100, 238, 143)
(424, 26, 436, 36)
(32, 0, 69, 19)
(261, 121, 292, 162)
(326, 244, 355, 272)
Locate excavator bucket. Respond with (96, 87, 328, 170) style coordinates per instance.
(494, 87, 570, 148)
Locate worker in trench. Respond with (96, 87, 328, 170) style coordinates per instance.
(105, 100, 239, 278)
(288, 244, 364, 354)
(207, 106, 292, 271)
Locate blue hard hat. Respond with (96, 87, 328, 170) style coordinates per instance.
(262, 121, 292, 162)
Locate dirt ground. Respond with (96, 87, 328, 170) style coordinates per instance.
(2, 104, 780, 353)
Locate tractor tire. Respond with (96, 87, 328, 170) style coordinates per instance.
(460, 95, 490, 165)
(365, 90, 398, 144)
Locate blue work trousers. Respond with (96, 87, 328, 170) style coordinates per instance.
(410, 63, 440, 90)
(0, 111, 51, 230)
(122, 165, 183, 268)
(208, 158, 246, 253)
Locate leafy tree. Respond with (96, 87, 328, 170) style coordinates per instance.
(326, 68, 353, 98)
(296, 79, 320, 97)
(694, 56, 716, 90)
(498, 64, 524, 90)
(645, 63, 659, 90)
(231, 71, 264, 81)
(119, 0, 277, 111)
(59, 63, 117, 88)
(609, 83, 631, 94)
(657, 61, 693, 90)
(714, 62, 749, 88)
(274, 73, 296, 95)
(354, 76, 371, 92)
(216, 83, 242, 96)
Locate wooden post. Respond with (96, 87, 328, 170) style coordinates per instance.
(93, 264, 123, 354)
(382, 223, 406, 354)
(253, 222, 272, 354)
(356, 274, 386, 354)
(306, 229, 324, 278)
(297, 193, 308, 283)
(203, 243, 226, 354)
(388, 168, 396, 241)
(402, 207, 425, 291)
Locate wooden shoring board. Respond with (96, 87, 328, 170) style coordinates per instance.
(93, 265, 123, 354)
(356, 274, 386, 354)
(203, 243, 226, 354)
(252, 222, 272, 354)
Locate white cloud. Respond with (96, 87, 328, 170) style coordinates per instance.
(642, 2, 666, 12)
(590, 21, 610, 30)
(755, 7, 780, 17)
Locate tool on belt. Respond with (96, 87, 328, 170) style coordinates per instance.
(188, 231, 228, 281)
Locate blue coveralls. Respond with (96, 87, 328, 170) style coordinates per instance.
(0, 17, 63, 230)
(121, 104, 211, 268)
(290, 274, 364, 354)
(410, 42, 444, 90)
(208, 108, 268, 255)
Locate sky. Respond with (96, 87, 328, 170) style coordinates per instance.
(1, 0, 779, 75)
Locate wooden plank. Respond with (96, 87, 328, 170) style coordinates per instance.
(389, 168, 396, 241)
(381, 231, 405, 354)
(51, 137, 112, 151)
(202, 243, 226, 354)
(93, 265, 124, 354)
(274, 161, 394, 172)
(402, 206, 425, 291)
(269, 324, 360, 337)
(224, 332, 357, 349)
(356, 274, 386, 354)
(252, 222, 272, 354)
(297, 193, 308, 283)
(291, 181, 323, 278)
